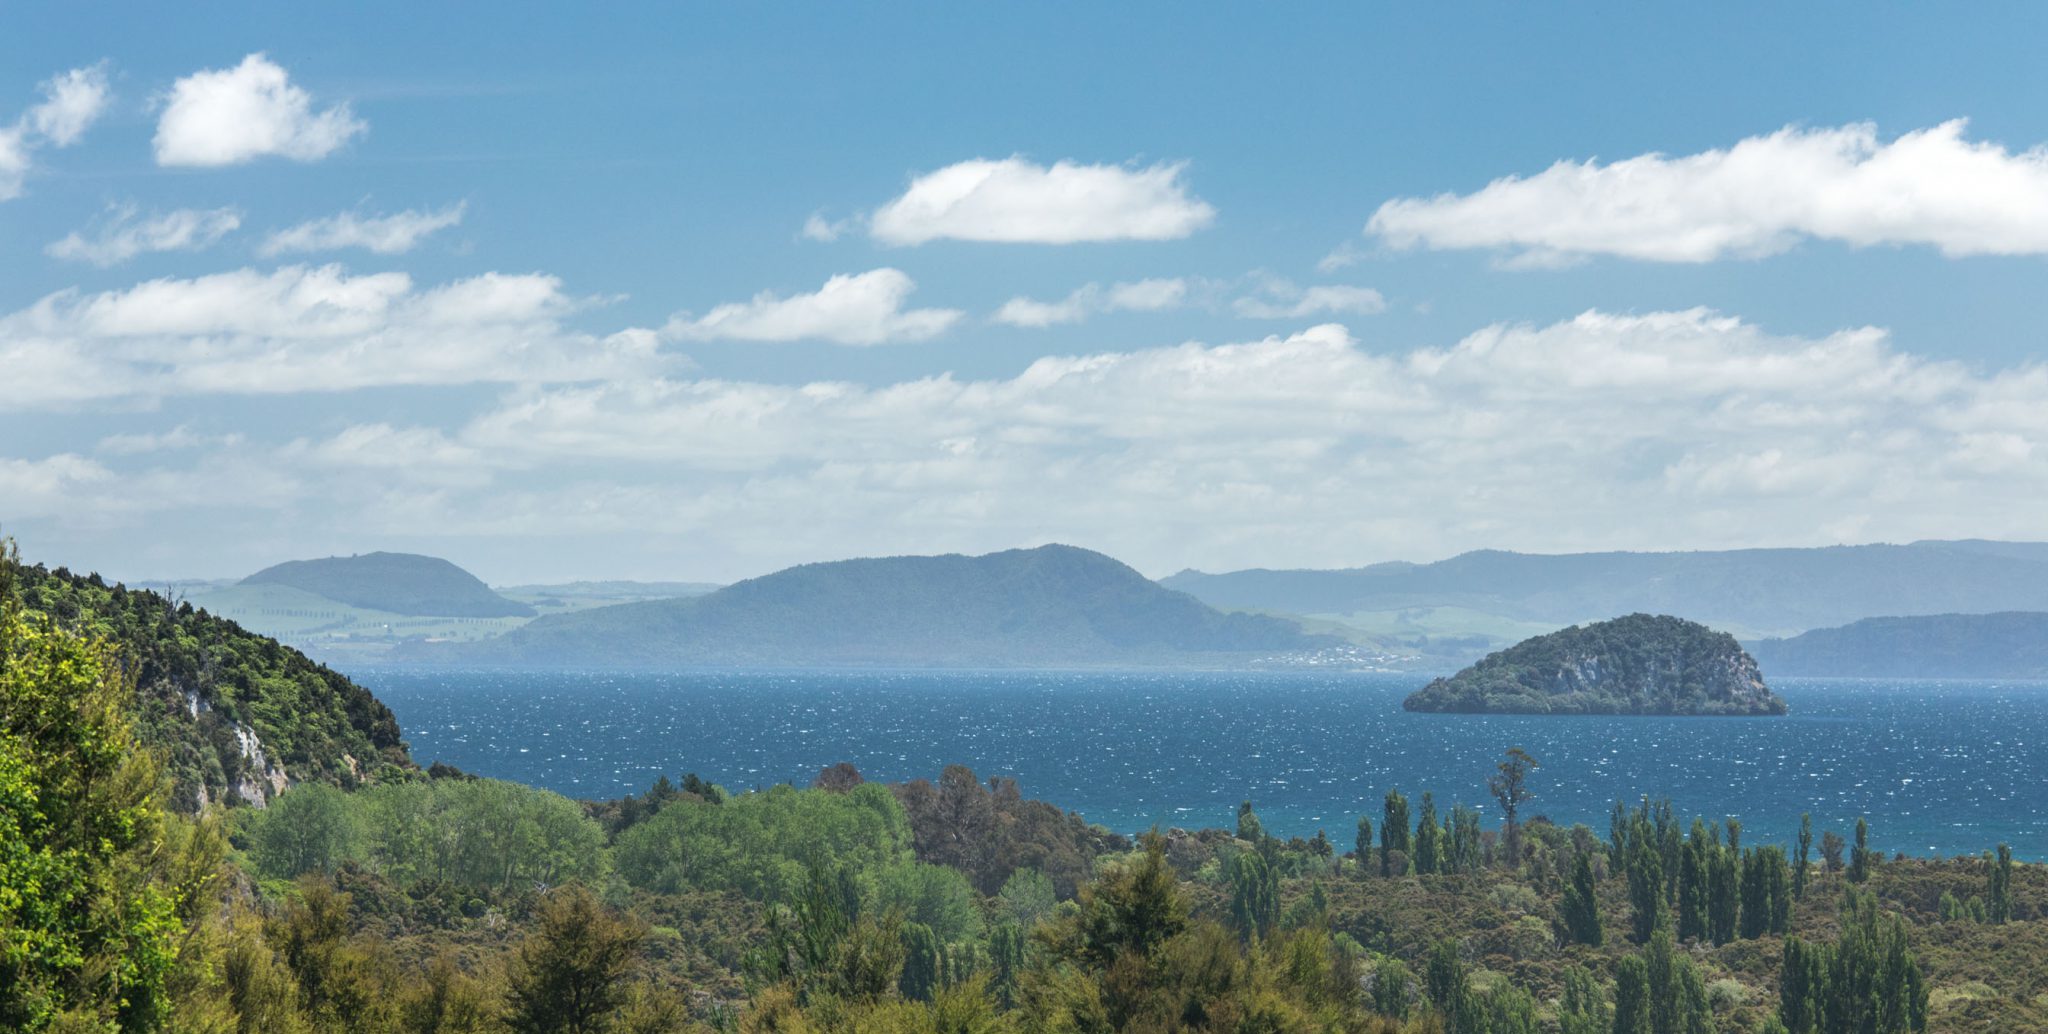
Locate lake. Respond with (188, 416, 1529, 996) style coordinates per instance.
(360, 669, 2048, 859)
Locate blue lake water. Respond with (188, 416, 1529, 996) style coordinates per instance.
(359, 670, 2048, 860)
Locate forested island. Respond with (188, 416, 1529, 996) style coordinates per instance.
(4, 544, 2034, 1033)
(1404, 614, 1789, 716)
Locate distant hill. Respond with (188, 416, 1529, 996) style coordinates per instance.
(1162, 540, 2048, 639)
(243, 551, 535, 618)
(1404, 614, 1786, 715)
(12, 558, 412, 810)
(1750, 612, 2048, 679)
(496, 580, 722, 602)
(407, 544, 1333, 668)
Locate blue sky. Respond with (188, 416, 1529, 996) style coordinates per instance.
(4, 4, 2048, 583)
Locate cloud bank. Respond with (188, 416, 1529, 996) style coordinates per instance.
(1369, 120, 2048, 265)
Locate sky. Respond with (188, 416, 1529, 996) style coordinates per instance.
(4, 4, 2048, 584)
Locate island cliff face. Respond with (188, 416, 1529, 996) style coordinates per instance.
(1402, 613, 1787, 715)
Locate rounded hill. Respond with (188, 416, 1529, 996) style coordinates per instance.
(242, 551, 535, 618)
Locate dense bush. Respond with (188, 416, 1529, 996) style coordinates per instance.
(614, 782, 913, 901)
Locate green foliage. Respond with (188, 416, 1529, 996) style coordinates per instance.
(1414, 793, 1443, 876)
(615, 782, 912, 902)
(1225, 849, 1278, 941)
(874, 862, 983, 945)
(1989, 844, 2014, 924)
(1563, 849, 1603, 946)
(1777, 892, 1928, 1034)
(1849, 819, 1872, 884)
(995, 869, 1054, 931)
(1405, 613, 1787, 715)
(504, 885, 648, 1034)
(13, 560, 410, 811)
(0, 551, 182, 1032)
(1628, 833, 1665, 945)
(1558, 963, 1607, 1034)
(251, 776, 608, 893)
(1795, 813, 1813, 901)
(1382, 789, 1411, 877)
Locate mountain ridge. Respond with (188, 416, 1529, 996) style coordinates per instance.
(404, 543, 1335, 669)
(243, 551, 535, 618)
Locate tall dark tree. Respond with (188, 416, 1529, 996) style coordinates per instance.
(1989, 843, 2014, 924)
(1794, 813, 1813, 900)
(1236, 800, 1265, 844)
(1558, 964, 1607, 1034)
(1355, 815, 1373, 876)
(1613, 955, 1651, 1034)
(1563, 849, 1603, 946)
(1488, 747, 1540, 869)
(1383, 789, 1411, 876)
(898, 922, 942, 1001)
(1678, 821, 1710, 943)
(1414, 793, 1443, 876)
(1628, 833, 1665, 944)
(1227, 849, 1278, 941)
(1848, 818, 1872, 884)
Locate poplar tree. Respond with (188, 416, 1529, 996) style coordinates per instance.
(1794, 813, 1813, 900)
(1628, 834, 1665, 944)
(1848, 818, 1872, 884)
(1990, 843, 2014, 924)
(1414, 793, 1442, 875)
(1382, 789, 1411, 876)
(1355, 815, 1373, 876)
(1562, 850, 1603, 946)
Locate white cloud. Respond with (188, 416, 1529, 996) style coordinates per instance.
(869, 157, 1216, 245)
(1, 63, 111, 200)
(47, 205, 242, 267)
(800, 211, 854, 243)
(260, 202, 466, 256)
(1233, 277, 1385, 319)
(96, 426, 239, 455)
(993, 278, 1188, 327)
(154, 53, 365, 167)
(663, 268, 962, 346)
(0, 454, 114, 518)
(1369, 119, 2048, 264)
(1316, 241, 1367, 273)
(0, 264, 669, 407)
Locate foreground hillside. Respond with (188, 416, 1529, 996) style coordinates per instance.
(1404, 613, 1788, 715)
(409, 544, 1335, 668)
(242, 550, 537, 617)
(13, 553, 411, 809)
(1751, 612, 2048, 679)
(1163, 540, 2048, 642)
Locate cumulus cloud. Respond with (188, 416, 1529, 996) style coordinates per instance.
(1369, 120, 2048, 265)
(800, 211, 855, 243)
(993, 278, 1189, 327)
(1, 63, 111, 200)
(47, 204, 242, 266)
(663, 268, 962, 346)
(260, 202, 465, 256)
(869, 157, 1216, 245)
(0, 264, 668, 407)
(154, 53, 365, 166)
(1232, 277, 1385, 319)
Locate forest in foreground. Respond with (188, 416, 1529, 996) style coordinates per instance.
(4, 545, 2045, 1034)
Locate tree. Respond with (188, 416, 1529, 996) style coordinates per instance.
(1227, 849, 1279, 941)
(1424, 940, 1471, 1025)
(998, 868, 1056, 929)
(1820, 830, 1845, 873)
(1236, 800, 1265, 844)
(0, 541, 183, 1032)
(1077, 831, 1185, 968)
(1794, 813, 1813, 900)
(1628, 833, 1665, 944)
(504, 885, 648, 1034)
(1371, 955, 1414, 1019)
(1382, 789, 1411, 876)
(898, 922, 942, 1001)
(1563, 849, 1604, 946)
(1848, 818, 1871, 884)
(1414, 793, 1442, 875)
(251, 782, 362, 879)
(1488, 748, 1540, 868)
(1613, 955, 1651, 1034)
(1989, 843, 2014, 924)
(1558, 964, 1607, 1034)
(1355, 815, 1373, 876)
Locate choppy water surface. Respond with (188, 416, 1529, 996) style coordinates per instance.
(361, 670, 2048, 858)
